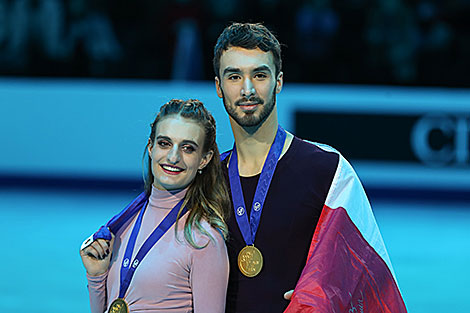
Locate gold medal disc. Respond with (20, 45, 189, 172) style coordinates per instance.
(108, 298, 129, 313)
(238, 245, 263, 277)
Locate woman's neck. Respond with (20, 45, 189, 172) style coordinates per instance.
(149, 185, 188, 210)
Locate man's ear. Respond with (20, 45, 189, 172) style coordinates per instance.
(147, 139, 153, 158)
(276, 71, 284, 94)
(215, 76, 223, 98)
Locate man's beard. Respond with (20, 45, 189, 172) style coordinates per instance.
(222, 87, 277, 128)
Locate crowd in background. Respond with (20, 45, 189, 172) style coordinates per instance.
(0, 0, 469, 87)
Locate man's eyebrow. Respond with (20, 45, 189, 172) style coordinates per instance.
(222, 67, 241, 76)
(222, 65, 273, 77)
(253, 65, 272, 73)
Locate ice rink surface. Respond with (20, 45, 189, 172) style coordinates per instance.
(1, 188, 469, 313)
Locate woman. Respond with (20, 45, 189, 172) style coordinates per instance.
(80, 99, 230, 313)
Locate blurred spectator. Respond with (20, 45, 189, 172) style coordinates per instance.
(66, 0, 122, 76)
(415, 0, 455, 85)
(171, 19, 204, 80)
(0, 0, 29, 72)
(203, 0, 241, 46)
(331, 0, 368, 83)
(0, 0, 121, 76)
(292, 0, 339, 82)
(29, 0, 69, 75)
(32, 0, 68, 60)
(250, 0, 284, 31)
(295, 0, 338, 59)
(0, 0, 7, 50)
(161, 0, 205, 81)
(201, 0, 243, 78)
(0, 0, 69, 74)
(365, 0, 419, 83)
(0, 0, 469, 86)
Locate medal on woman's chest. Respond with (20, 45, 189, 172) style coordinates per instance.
(108, 298, 129, 313)
(238, 245, 263, 277)
(228, 126, 286, 278)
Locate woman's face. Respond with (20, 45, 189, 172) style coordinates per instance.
(148, 115, 213, 191)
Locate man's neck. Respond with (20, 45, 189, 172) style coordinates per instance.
(230, 109, 293, 176)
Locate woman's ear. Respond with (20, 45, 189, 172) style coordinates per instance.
(199, 150, 214, 170)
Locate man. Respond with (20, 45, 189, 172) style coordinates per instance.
(213, 23, 406, 313)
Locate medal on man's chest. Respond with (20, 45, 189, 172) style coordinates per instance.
(228, 126, 287, 278)
(238, 245, 263, 277)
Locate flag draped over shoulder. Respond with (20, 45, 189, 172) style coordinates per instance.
(285, 144, 406, 313)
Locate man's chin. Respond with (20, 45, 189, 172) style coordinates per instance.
(234, 115, 266, 128)
(225, 98, 274, 128)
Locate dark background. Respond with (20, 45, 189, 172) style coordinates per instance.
(1, 0, 469, 87)
(295, 112, 420, 161)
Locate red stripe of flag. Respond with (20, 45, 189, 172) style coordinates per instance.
(284, 205, 407, 313)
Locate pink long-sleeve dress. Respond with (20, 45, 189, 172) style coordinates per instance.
(86, 186, 229, 313)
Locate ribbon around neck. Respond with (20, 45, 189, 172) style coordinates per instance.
(118, 199, 187, 298)
(228, 126, 286, 245)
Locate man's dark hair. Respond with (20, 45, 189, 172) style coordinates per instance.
(213, 22, 282, 78)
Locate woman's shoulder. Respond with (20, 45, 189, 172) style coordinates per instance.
(174, 213, 226, 248)
(193, 219, 226, 248)
(187, 220, 228, 271)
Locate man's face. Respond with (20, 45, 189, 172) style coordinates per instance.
(215, 47, 283, 128)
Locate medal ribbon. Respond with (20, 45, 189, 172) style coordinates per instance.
(89, 192, 148, 244)
(118, 199, 187, 298)
(228, 126, 286, 245)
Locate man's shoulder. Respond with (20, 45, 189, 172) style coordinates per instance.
(288, 136, 341, 164)
(220, 137, 343, 171)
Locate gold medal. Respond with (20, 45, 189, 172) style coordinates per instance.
(238, 245, 263, 277)
(108, 298, 129, 313)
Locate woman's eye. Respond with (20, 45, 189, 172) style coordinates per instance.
(157, 140, 170, 148)
(182, 145, 195, 153)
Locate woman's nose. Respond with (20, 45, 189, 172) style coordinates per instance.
(167, 146, 181, 164)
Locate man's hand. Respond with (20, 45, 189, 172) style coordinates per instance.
(284, 290, 294, 300)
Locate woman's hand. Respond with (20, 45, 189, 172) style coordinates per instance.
(80, 233, 115, 277)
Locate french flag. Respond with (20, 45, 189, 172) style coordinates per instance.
(285, 144, 407, 313)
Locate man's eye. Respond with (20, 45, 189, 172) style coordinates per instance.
(228, 75, 241, 80)
(255, 73, 267, 79)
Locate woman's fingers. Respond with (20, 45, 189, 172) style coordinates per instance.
(82, 244, 101, 260)
(82, 239, 111, 260)
(80, 233, 115, 276)
(96, 239, 111, 257)
(91, 241, 106, 259)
